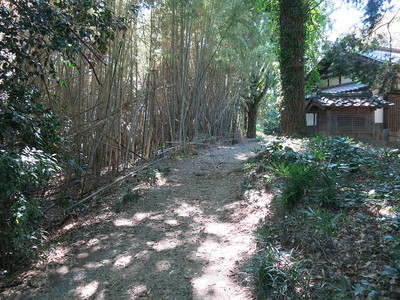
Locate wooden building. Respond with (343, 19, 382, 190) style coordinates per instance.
(306, 48, 400, 140)
(306, 83, 392, 139)
(361, 48, 400, 135)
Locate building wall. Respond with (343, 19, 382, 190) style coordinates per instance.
(316, 111, 328, 135)
(319, 76, 353, 88)
(375, 108, 384, 123)
(387, 93, 400, 133)
(314, 108, 376, 139)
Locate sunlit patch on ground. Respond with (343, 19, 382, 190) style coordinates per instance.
(84, 259, 111, 270)
(133, 212, 152, 221)
(174, 201, 204, 217)
(378, 206, 396, 218)
(2, 140, 262, 299)
(129, 284, 148, 298)
(156, 260, 171, 272)
(164, 218, 181, 226)
(74, 280, 99, 299)
(56, 265, 69, 275)
(155, 172, 167, 186)
(113, 253, 132, 270)
(40, 244, 71, 266)
(77, 252, 89, 259)
(62, 221, 78, 231)
(113, 218, 136, 226)
(87, 238, 100, 247)
(147, 238, 182, 251)
(80, 213, 113, 227)
(134, 250, 151, 260)
(235, 152, 255, 161)
(204, 222, 230, 236)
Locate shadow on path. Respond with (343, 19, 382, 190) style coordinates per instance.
(6, 140, 267, 300)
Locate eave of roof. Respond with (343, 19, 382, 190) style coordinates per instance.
(360, 48, 400, 64)
(306, 82, 392, 109)
(312, 96, 392, 108)
(319, 82, 368, 94)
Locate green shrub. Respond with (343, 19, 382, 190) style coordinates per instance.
(307, 136, 373, 173)
(250, 136, 400, 298)
(318, 168, 340, 208)
(0, 0, 119, 273)
(328, 275, 354, 299)
(252, 245, 309, 299)
(122, 189, 141, 204)
(301, 207, 346, 238)
(277, 161, 318, 209)
(0, 88, 62, 272)
(145, 166, 171, 185)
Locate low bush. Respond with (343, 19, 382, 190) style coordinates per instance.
(276, 161, 318, 209)
(252, 245, 310, 299)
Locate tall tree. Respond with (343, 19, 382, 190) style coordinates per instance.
(357, 0, 394, 33)
(244, 73, 274, 138)
(278, 0, 308, 136)
(261, 0, 327, 136)
(216, 0, 277, 138)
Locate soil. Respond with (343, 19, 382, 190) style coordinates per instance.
(1, 139, 272, 300)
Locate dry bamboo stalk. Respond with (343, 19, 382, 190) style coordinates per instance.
(63, 150, 179, 213)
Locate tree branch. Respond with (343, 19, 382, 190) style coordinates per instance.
(78, 49, 103, 85)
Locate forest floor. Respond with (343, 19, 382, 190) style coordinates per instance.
(1, 138, 271, 300)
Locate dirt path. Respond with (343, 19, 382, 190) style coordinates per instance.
(4, 140, 272, 300)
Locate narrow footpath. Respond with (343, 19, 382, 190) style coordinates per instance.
(4, 139, 272, 300)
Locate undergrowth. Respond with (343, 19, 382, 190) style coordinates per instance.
(113, 189, 141, 213)
(245, 136, 400, 299)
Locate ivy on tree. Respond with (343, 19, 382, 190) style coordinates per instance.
(260, 0, 327, 136)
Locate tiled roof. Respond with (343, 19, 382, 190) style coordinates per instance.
(320, 82, 368, 93)
(361, 48, 400, 64)
(316, 95, 391, 108)
(307, 82, 392, 109)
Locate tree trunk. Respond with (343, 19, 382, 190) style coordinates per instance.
(246, 100, 259, 138)
(279, 0, 307, 136)
(245, 74, 270, 138)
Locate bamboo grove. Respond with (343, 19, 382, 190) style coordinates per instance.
(1, 0, 279, 269)
(1, 0, 396, 271)
(48, 0, 276, 179)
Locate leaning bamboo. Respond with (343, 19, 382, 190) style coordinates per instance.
(63, 148, 181, 213)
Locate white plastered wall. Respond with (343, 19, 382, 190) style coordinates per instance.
(306, 113, 317, 126)
(375, 108, 384, 123)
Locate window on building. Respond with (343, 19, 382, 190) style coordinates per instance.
(337, 116, 366, 130)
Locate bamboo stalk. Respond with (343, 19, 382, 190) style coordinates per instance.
(63, 150, 179, 213)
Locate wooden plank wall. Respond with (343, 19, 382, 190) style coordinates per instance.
(387, 93, 400, 133)
(326, 108, 374, 139)
(317, 111, 327, 135)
